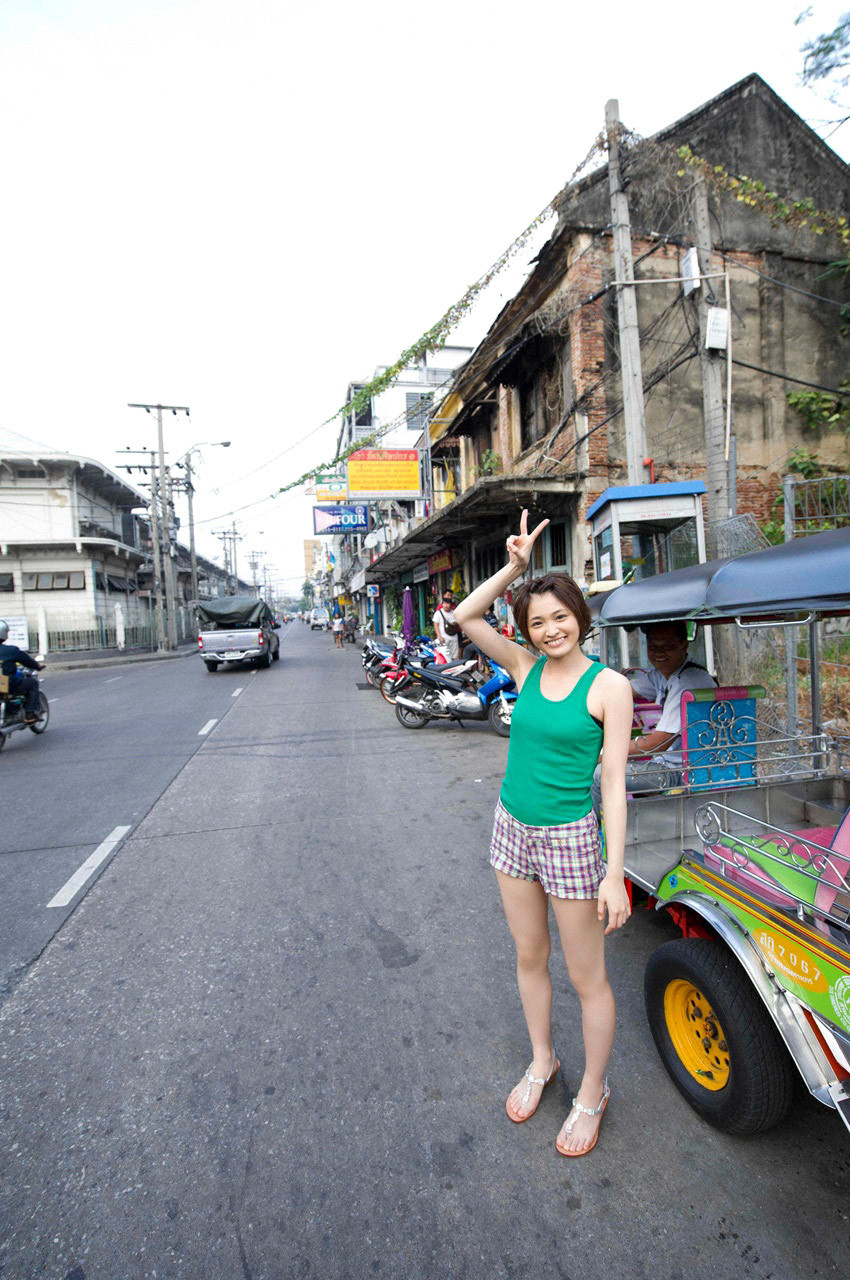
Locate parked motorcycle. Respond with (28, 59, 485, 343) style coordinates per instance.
(380, 644, 482, 703)
(394, 658, 516, 735)
(378, 640, 442, 703)
(344, 616, 358, 644)
(362, 634, 438, 689)
(0, 671, 49, 752)
(361, 637, 397, 687)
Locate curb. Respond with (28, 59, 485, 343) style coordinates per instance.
(46, 646, 198, 673)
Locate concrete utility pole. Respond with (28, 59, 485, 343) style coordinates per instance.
(249, 551, 262, 596)
(690, 176, 729, 544)
(183, 456, 199, 606)
(213, 522, 243, 594)
(605, 99, 648, 484)
(229, 522, 242, 593)
(149, 454, 167, 650)
(175, 441, 230, 609)
(163, 460, 179, 648)
(128, 402, 190, 648)
(115, 446, 166, 650)
(214, 530, 231, 592)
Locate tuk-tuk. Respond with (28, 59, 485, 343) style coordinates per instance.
(593, 526, 850, 1136)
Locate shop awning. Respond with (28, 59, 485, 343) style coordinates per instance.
(366, 476, 578, 583)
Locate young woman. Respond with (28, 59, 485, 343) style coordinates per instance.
(454, 511, 632, 1157)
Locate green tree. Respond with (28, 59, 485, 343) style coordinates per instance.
(799, 9, 850, 94)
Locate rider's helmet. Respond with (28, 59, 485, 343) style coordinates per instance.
(0, 621, 8, 642)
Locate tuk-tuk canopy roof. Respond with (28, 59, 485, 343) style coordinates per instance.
(593, 526, 850, 626)
(197, 595, 273, 627)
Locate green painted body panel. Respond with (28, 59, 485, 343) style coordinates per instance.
(655, 856, 850, 1038)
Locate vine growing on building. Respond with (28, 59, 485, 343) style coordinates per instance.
(675, 145, 850, 246)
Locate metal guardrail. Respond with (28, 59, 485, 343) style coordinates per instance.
(46, 622, 154, 652)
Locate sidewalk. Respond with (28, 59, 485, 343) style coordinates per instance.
(45, 640, 198, 672)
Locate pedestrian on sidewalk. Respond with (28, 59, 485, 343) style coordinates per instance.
(454, 511, 632, 1157)
(432, 592, 460, 662)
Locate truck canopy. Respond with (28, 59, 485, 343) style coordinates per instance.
(197, 596, 274, 629)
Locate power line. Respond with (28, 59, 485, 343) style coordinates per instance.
(730, 358, 850, 397)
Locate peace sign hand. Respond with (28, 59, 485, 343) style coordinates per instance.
(506, 509, 550, 574)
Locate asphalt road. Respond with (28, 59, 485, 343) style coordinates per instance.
(0, 644, 279, 999)
(0, 623, 848, 1280)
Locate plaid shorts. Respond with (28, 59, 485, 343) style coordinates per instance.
(489, 798, 604, 900)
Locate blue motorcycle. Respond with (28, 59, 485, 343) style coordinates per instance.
(394, 657, 516, 736)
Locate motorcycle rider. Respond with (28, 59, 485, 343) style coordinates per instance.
(0, 620, 44, 723)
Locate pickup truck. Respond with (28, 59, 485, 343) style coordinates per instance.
(197, 596, 281, 672)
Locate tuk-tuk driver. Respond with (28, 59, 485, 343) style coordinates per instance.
(593, 620, 715, 806)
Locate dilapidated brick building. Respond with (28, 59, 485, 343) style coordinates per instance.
(369, 73, 849, 597)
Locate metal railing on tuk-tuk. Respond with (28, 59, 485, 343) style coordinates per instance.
(589, 526, 850, 1138)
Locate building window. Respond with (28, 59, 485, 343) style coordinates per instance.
(474, 542, 504, 584)
(519, 379, 544, 451)
(22, 571, 86, 590)
(352, 385, 372, 427)
(0, 573, 13, 592)
(406, 391, 433, 433)
(548, 521, 570, 572)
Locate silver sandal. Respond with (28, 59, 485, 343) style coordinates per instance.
(506, 1050, 560, 1124)
(556, 1078, 610, 1157)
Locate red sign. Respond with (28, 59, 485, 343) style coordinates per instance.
(427, 549, 453, 574)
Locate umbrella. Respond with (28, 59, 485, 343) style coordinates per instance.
(402, 586, 416, 645)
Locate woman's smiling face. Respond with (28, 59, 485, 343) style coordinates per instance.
(525, 591, 581, 656)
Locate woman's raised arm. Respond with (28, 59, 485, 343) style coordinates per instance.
(453, 509, 548, 679)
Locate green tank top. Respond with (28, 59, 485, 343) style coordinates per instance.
(500, 658, 604, 826)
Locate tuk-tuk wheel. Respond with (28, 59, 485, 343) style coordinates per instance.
(645, 938, 794, 1135)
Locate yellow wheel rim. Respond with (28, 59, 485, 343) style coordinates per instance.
(663, 979, 730, 1091)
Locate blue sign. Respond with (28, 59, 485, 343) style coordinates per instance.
(313, 504, 370, 536)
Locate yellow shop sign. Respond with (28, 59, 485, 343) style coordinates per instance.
(754, 928, 828, 993)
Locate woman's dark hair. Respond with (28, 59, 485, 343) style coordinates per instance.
(512, 573, 591, 645)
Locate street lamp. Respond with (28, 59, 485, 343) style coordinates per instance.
(177, 441, 231, 606)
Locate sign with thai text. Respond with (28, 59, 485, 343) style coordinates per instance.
(312, 504, 370, 536)
(427, 549, 453, 575)
(347, 449, 421, 500)
(315, 470, 348, 503)
(3, 616, 29, 647)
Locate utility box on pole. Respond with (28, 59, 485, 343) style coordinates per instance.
(690, 175, 729, 545)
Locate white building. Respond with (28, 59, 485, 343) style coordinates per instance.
(330, 349, 472, 626)
(0, 430, 233, 651)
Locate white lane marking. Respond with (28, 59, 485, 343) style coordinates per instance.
(198, 718, 218, 736)
(47, 825, 132, 909)
(231, 687, 243, 698)
(105, 676, 123, 683)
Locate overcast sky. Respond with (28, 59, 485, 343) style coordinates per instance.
(1, 0, 847, 594)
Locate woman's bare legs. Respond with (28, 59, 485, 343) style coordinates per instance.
(495, 871, 557, 1119)
(549, 896, 615, 1153)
